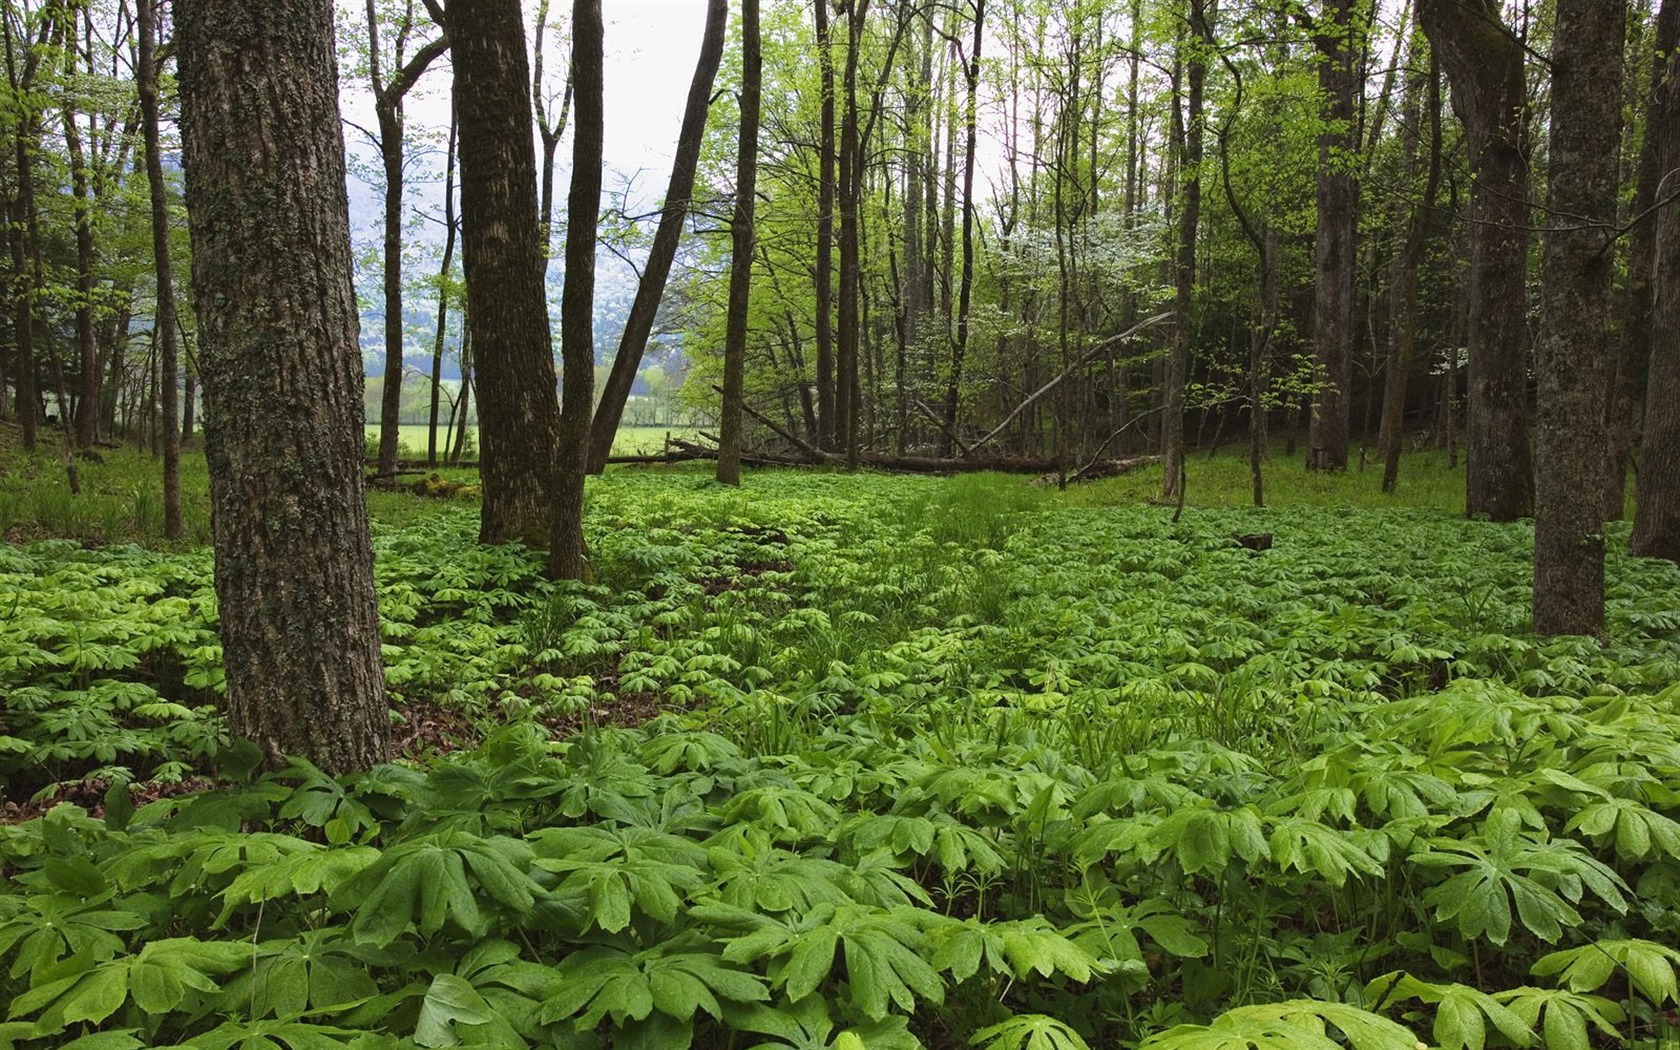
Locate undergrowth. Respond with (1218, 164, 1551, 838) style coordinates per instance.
(2, 467, 1680, 1049)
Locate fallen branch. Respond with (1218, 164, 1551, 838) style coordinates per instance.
(966, 312, 1173, 456)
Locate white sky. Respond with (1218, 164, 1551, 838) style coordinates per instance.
(338, 0, 713, 223)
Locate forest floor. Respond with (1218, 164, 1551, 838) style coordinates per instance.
(1, 423, 1677, 1050)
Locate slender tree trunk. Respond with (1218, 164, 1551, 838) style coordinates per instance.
(717, 0, 761, 486)
(428, 112, 458, 468)
(1379, 50, 1442, 494)
(1, 9, 51, 453)
(587, 0, 726, 473)
(57, 27, 100, 449)
(550, 0, 602, 578)
(176, 0, 389, 772)
(941, 0, 983, 455)
(139, 0, 182, 540)
(532, 0, 573, 252)
(837, 0, 867, 468)
(1419, 0, 1534, 520)
(368, 5, 448, 477)
(1162, 3, 1206, 504)
(1306, 0, 1358, 471)
(1534, 0, 1624, 634)
(814, 0, 837, 450)
(452, 0, 563, 547)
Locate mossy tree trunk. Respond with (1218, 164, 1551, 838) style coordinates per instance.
(176, 0, 390, 774)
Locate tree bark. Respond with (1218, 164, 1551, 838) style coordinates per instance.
(427, 111, 458, 468)
(1607, 1, 1677, 520)
(549, 0, 602, 578)
(58, 26, 101, 449)
(369, 5, 449, 477)
(813, 0, 837, 451)
(1635, 0, 1680, 563)
(940, 0, 983, 456)
(1161, 4, 1206, 505)
(1306, 0, 1358, 471)
(2, 6, 46, 453)
(716, 0, 760, 486)
(451, 0, 563, 548)
(586, 0, 726, 473)
(837, 0, 867, 467)
(1418, 0, 1534, 520)
(176, 0, 389, 773)
(1378, 48, 1442, 494)
(138, 0, 182, 540)
(1533, 0, 1624, 634)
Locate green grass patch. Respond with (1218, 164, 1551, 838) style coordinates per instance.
(4, 466, 1680, 1049)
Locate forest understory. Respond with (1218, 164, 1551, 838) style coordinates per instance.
(2, 441, 1679, 1050)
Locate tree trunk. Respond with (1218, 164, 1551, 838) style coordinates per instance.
(587, 0, 726, 473)
(1306, 0, 1358, 471)
(550, 0, 602, 579)
(1378, 49, 1442, 494)
(1635, 0, 1680, 563)
(532, 0, 573, 252)
(940, 0, 983, 456)
(428, 112, 458, 468)
(55, 18, 99, 449)
(717, 0, 761, 486)
(368, 4, 449, 477)
(176, 0, 389, 773)
(1533, 0, 1624, 634)
(139, 0, 182, 541)
(1161, 6, 1206, 505)
(837, 0, 866, 467)
(814, 0, 837, 451)
(451, 0, 563, 548)
(1, 7, 54, 453)
(1608, 0, 1677, 520)
(1419, 0, 1534, 520)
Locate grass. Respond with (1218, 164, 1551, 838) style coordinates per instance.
(1066, 442, 1471, 514)
(364, 423, 698, 458)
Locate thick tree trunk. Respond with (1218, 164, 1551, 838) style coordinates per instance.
(176, 0, 389, 773)
(550, 0, 602, 578)
(1306, 0, 1357, 471)
(1635, 0, 1680, 563)
(139, 0, 182, 541)
(1419, 0, 1534, 520)
(716, 0, 760, 486)
(1608, 1, 1677, 519)
(451, 0, 563, 548)
(587, 0, 726, 473)
(1534, 0, 1624, 634)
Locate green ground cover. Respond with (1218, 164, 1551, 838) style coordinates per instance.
(2, 455, 1679, 1049)
(363, 425, 697, 460)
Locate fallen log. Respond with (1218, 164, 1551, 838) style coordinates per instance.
(656, 437, 1160, 478)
